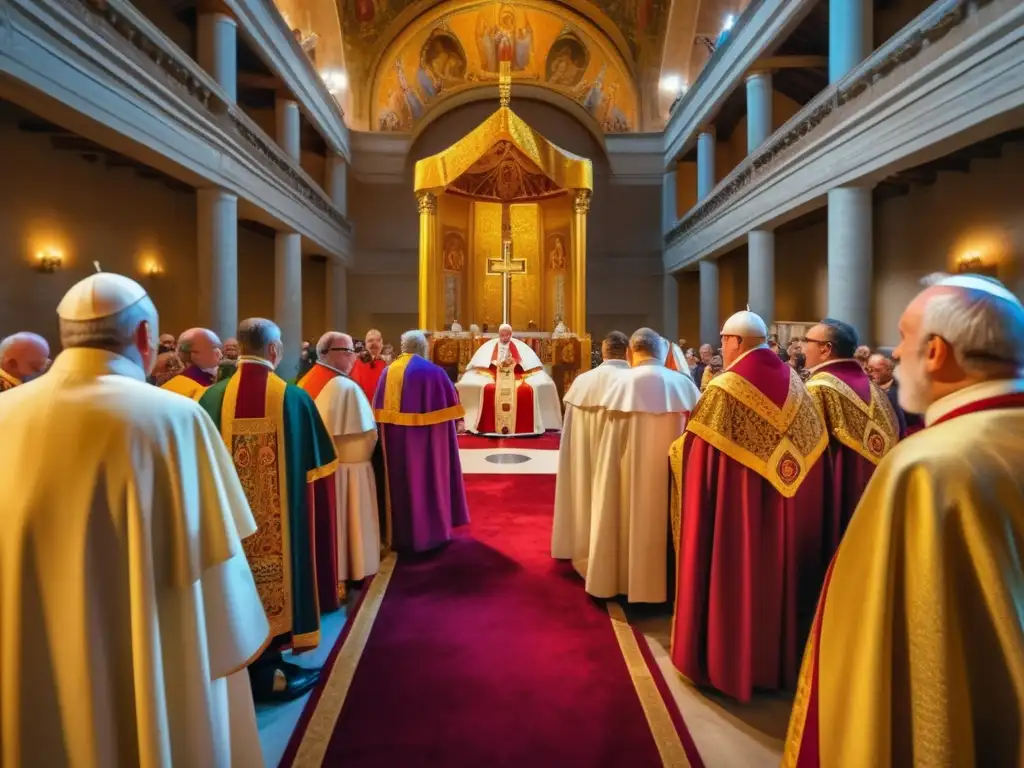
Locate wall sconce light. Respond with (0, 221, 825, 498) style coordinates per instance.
(956, 250, 983, 273)
(146, 260, 164, 278)
(35, 248, 63, 273)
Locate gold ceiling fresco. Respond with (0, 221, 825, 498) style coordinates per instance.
(371, 1, 639, 133)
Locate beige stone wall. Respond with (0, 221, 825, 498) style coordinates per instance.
(0, 110, 326, 350)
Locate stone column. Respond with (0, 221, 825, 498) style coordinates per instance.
(662, 272, 679, 342)
(699, 260, 719, 345)
(326, 154, 347, 216)
(662, 166, 677, 237)
(828, 0, 874, 340)
(275, 232, 302, 377)
(830, 0, 873, 83)
(326, 259, 347, 331)
(827, 186, 873, 341)
(570, 190, 591, 341)
(748, 229, 775, 325)
(746, 72, 773, 153)
(417, 191, 438, 330)
(697, 129, 717, 199)
(197, 13, 237, 102)
(746, 72, 775, 326)
(275, 97, 301, 161)
(196, 188, 237, 341)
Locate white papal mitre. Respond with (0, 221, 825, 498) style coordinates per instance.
(934, 274, 1021, 305)
(720, 309, 768, 338)
(57, 272, 148, 321)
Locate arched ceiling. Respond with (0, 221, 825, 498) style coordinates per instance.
(326, 0, 674, 131)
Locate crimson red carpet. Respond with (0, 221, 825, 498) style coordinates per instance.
(457, 432, 562, 450)
(282, 473, 702, 767)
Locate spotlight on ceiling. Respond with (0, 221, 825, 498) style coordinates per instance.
(722, 13, 736, 32)
(660, 75, 686, 95)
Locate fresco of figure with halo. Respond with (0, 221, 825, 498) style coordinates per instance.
(476, 4, 532, 73)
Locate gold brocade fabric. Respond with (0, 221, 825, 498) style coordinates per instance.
(232, 423, 291, 639)
(806, 373, 899, 465)
(784, 407, 1024, 767)
(0, 370, 19, 392)
(668, 434, 687, 553)
(493, 360, 519, 434)
(414, 107, 593, 195)
(685, 368, 828, 497)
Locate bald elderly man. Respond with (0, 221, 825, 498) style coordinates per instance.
(161, 327, 222, 401)
(0, 332, 50, 392)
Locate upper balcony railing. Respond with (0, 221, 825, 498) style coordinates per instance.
(80, 0, 352, 233)
(662, 0, 815, 166)
(224, 0, 350, 160)
(664, 0, 980, 250)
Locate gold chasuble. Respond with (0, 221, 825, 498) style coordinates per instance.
(785, 382, 1024, 767)
(199, 358, 338, 651)
(805, 366, 898, 466)
(0, 369, 21, 392)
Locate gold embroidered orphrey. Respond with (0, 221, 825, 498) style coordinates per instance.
(231, 419, 292, 638)
(493, 358, 520, 434)
(806, 372, 899, 465)
(683, 367, 829, 498)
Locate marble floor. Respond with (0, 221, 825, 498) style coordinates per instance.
(256, 438, 791, 767)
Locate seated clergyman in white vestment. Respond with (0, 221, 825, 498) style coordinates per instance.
(587, 328, 701, 603)
(0, 273, 269, 767)
(552, 331, 630, 569)
(456, 323, 562, 435)
(299, 332, 381, 586)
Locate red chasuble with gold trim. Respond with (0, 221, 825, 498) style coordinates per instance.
(199, 358, 338, 650)
(669, 347, 829, 702)
(806, 359, 899, 556)
(297, 362, 347, 611)
(476, 341, 540, 435)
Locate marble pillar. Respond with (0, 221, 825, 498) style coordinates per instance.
(748, 229, 775, 325)
(197, 13, 237, 103)
(326, 154, 348, 215)
(275, 98, 301, 161)
(662, 272, 679, 342)
(275, 232, 302, 377)
(699, 260, 719, 346)
(828, 0, 874, 341)
(697, 130, 717, 199)
(830, 0, 873, 83)
(746, 72, 773, 153)
(662, 166, 678, 236)
(326, 259, 347, 331)
(827, 186, 873, 341)
(196, 188, 237, 341)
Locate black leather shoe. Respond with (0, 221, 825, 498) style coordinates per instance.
(250, 660, 322, 703)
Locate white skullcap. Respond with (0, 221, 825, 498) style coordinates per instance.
(720, 310, 768, 338)
(933, 274, 1021, 305)
(57, 273, 148, 321)
(499, 323, 513, 332)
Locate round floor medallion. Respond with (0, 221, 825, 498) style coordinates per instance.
(485, 453, 532, 464)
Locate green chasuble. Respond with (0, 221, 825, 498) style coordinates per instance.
(199, 357, 337, 651)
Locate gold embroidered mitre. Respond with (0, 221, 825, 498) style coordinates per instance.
(806, 373, 899, 465)
(685, 368, 829, 497)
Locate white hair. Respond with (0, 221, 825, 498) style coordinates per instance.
(400, 329, 429, 357)
(317, 331, 342, 357)
(60, 295, 157, 367)
(499, 323, 513, 333)
(919, 273, 1024, 375)
(630, 327, 667, 360)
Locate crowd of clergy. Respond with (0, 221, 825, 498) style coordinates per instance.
(3, 267, 1024, 766)
(552, 272, 1024, 766)
(0, 272, 468, 767)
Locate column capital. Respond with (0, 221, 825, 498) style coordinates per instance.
(573, 189, 591, 214)
(745, 69, 774, 83)
(417, 190, 437, 214)
(698, 125, 716, 139)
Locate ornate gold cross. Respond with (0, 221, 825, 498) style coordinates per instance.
(487, 239, 526, 326)
(499, 61, 511, 107)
